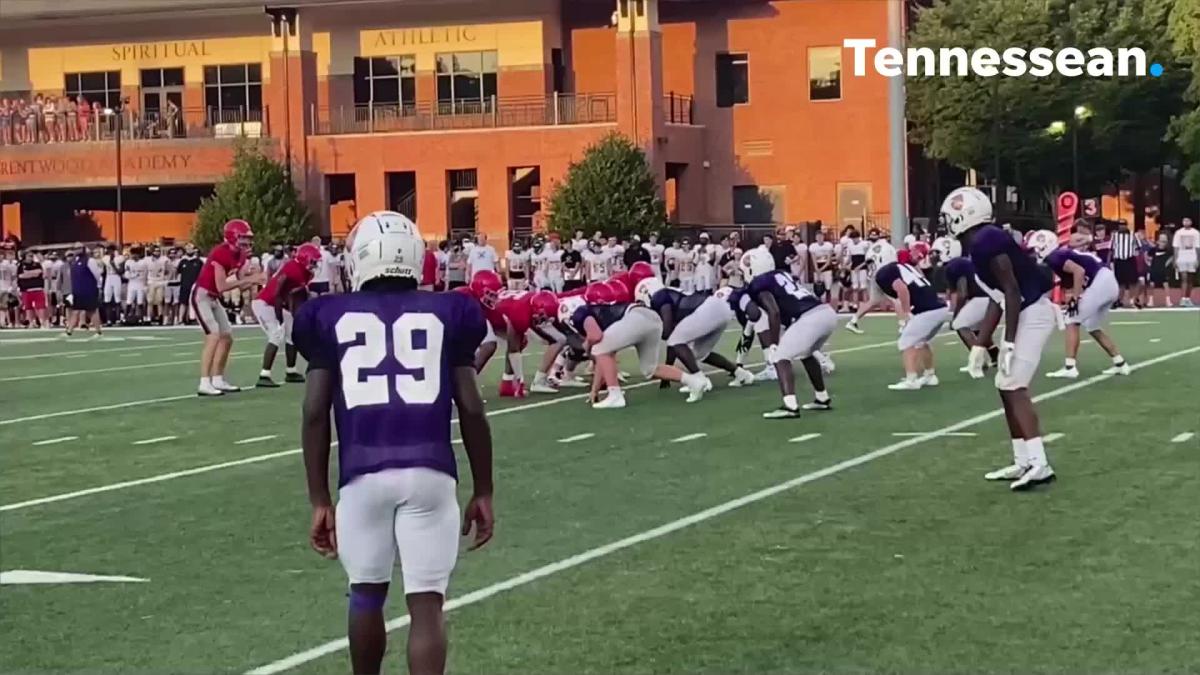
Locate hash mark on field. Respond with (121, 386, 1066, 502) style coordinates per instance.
(558, 433, 595, 444)
(1171, 432, 1195, 443)
(1080, 339, 1093, 345)
(671, 433, 707, 443)
(1113, 320, 1159, 326)
(67, 354, 88, 359)
(118, 352, 143, 358)
(1044, 432, 1065, 443)
(892, 431, 977, 437)
(789, 433, 821, 443)
(172, 350, 193, 356)
(1149, 338, 1162, 343)
(33, 436, 78, 446)
(235, 435, 278, 445)
(132, 436, 177, 446)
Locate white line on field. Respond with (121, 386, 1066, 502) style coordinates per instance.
(0, 395, 196, 427)
(244, 344, 1200, 675)
(892, 431, 977, 437)
(789, 433, 821, 443)
(1043, 432, 1065, 443)
(0, 353, 254, 382)
(557, 433, 594, 444)
(33, 436, 78, 446)
(1149, 338, 1162, 343)
(1080, 339, 1093, 345)
(132, 436, 177, 446)
(1112, 321, 1159, 326)
(118, 352, 144, 358)
(0, 341, 201, 361)
(235, 435, 278, 445)
(1171, 432, 1194, 443)
(671, 433, 707, 443)
(944, 340, 959, 346)
(172, 350, 194, 356)
(0, 339, 899, 511)
(67, 354, 88, 359)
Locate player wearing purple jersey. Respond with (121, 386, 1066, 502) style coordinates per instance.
(944, 255, 1000, 375)
(743, 248, 837, 418)
(943, 187, 1056, 491)
(875, 259, 950, 390)
(1043, 234, 1130, 379)
(294, 215, 494, 675)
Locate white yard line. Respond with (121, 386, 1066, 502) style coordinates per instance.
(32, 436, 78, 446)
(557, 433, 595, 444)
(118, 352, 144, 358)
(66, 354, 89, 359)
(1170, 432, 1195, 444)
(671, 433, 707, 443)
(132, 436, 177, 446)
(1149, 338, 1162, 343)
(0, 341, 201, 361)
(1043, 432, 1065, 443)
(0, 353, 253, 382)
(235, 435, 278, 445)
(1112, 321, 1159, 326)
(0, 339, 895, 511)
(892, 431, 977, 437)
(789, 433, 821, 443)
(245, 344, 1200, 675)
(0, 395, 197, 427)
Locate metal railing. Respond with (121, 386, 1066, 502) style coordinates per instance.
(0, 106, 268, 146)
(312, 93, 617, 136)
(663, 92, 696, 125)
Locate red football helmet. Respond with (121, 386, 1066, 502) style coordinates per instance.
(897, 249, 913, 266)
(607, 277, 633, 304)
(529, 290, 560, 323)
(223, 219, 253, 250)
(469, 270, 504, 309)
(584, 282, 617, 306)
(909, 241, 931, 264)
(627, 261, 655, 284)
(294, 242, 322, 270)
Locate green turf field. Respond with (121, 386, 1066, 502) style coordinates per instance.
(1, 311, 1197, 674)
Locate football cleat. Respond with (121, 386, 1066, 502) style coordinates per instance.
(683, 373, 713, 403)
(984, 464, 1028, 481)
(814, 351, 836, 374)
(762, 406, 801, 419)
(256, 376, 281, 388)
(887, 379, 922, 391)
(1010, 464, 1056, 491)
(214, 382, 242, 393)
(1046, 366, 1079, 379)
(844, 320, 865, 335)
(529, 382, 558, 394)
(754, 366, 778, 382)
(592, 391, 627, 410)
(919, 373, 940, 387)
(729, 367, 756, 388)
(1102, 362, 1131, 376)
(89, 333, 104, 340)
(498, 379, 517, 397)
(555, 376, 588, 389)
(197, 383, 224, 397)
(802, 399, 832, 411)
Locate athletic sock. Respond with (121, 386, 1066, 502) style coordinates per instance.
(200, 377, 212, 389)
(1112, 355, 1125, 366)
(782, 394, 798, 410)
(1025, 437, 1048, 466)
(1064, 358, 1078, 369)
(1011, 438, 1028, 467)
(259, 369, 272, 378)
(905, 372, 919, 383)
(814, 390, 830, 403)
(922, 368, 936, 378)
(286, 366, 299, 374)
(607, 386, 622, 397)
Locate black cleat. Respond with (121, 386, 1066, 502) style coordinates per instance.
(284, 372, 306, 384)
(802, 399, 832, 411)
(762, 406, 801, 419)
(256, 376, 281, 388)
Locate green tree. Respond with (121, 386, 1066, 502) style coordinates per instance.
(192, 142, 313, 251)
(907, 0, 1187, 209)
(1169, 0, 1200, 193)
(546, 132, 666, 241)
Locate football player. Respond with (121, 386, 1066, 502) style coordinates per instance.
(944, 255, 999, 375)
(945, 187, 1057, 490)
(460, 270, 504, 374)
(145, 246, 169, 325)
(294, 214, 494, 675)
(844, 230, 898, 335)
(193, 219, 255, 396)
(744, 248, 837, 418)
(583, 239, 611, 282)
(504, 240, 531, 291)
(487, 287, 562, 398)
(124, 246, 148, 325)
(1044, 234, 1130, 378)
(876, 252, 950, 390)
(253, 242, 321, 387)
(571, 281, 709, 409)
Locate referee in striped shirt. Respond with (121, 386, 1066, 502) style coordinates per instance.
(1110, 221, 1139, 307)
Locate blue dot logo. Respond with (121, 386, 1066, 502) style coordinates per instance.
(1150, 63, 1164, 77)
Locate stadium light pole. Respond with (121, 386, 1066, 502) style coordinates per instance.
(1072, 105, 1092, 195)
(105, 99, 128, 248)
(886, 0, 908, 245)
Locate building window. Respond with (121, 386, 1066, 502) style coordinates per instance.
(203, 63, 263, 123)
(715, 53, 748, 108)
(353, 56, 416, 110)
(64, 71, 122, 108)
(809, 47, 842, 101)
(436, 51, 498, 114)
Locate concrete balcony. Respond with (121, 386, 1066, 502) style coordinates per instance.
(311, 93, 617, 136)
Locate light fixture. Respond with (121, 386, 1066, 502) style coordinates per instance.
(1046, 120, 1067, 136)
(1074, 105, 1092, 121)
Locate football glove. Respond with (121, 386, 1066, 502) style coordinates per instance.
(736, 329, 756, 356)
(965, 345, 989, 379)
(1065, 297, 1079, 317)
(999, 340, 1016, 376)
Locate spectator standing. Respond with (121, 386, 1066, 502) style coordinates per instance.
(644, 232, 664, 279)
(571, 229, 589, 253)
(562, 245, 584, 291)
(76, 96, 91, 141)
(309, 239, 334, 296)
(177, 245, 204, 324)
(769, 230, 795, 272)
(1109, 222, 1138, 307)
(623, 236, 650, 269)
(17, 250, 48, 328)
(446, 241, 468, 289)
(1147, 232, 1173, 307)
(66, 244, 103, 337)
(466, 232, 498, 279)
(1172, 217, 1198, 306)
(0, 249, 16, 327)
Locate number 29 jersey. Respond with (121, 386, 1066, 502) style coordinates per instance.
(292, 290, 487, 488)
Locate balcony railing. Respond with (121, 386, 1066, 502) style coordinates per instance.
(0, 106, 268, 146)
(312, 93, 616, 136)
(664, 92, 696, 125)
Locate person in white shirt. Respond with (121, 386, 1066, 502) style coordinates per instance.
(1172, 218, 1198, 306)
(145, 247, 169, 324)
(845, 231, 898, 334)
(718, 237, 744, 288)
(604, 236, 626, 273)
(467, 233, 499, 280)
(844, 227, 871, 311)
(644, 232, 665, 279)
(538, 237, 565, 292)
(504, 240, 531, 290)
(808, 230, 836, 302)
(101, 246, 125, 319)
(583, 239, 610, 282)
(673, 237, 698, 293)
(788, 232, 809, 286)
(0, 249, 17, 328)
(571, 230, 589, 253)
(124, 246, 149, 323)
(693, 232, 717, 292)
(306, 239, 333, 296)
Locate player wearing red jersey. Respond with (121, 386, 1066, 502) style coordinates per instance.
(253, 243, 320, 387)
(193, 219, 255, 396)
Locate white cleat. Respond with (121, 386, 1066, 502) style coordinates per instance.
(887, 379, 923, 391)
(684, 374, 713, 403)
(754, 366, 778, 382)
(214, 382, 242, 393)
(919, 373, 940, 387)
(1046, 366, 1079, 379)
(984, 464, 1028, 481)
(197, 383, 224, 397)
(729, 367, 756, 388)
(592, 392, 627, 410)
(814, 351, 836, 374)
(89, 333, 104, 340)
(555, 377, 588, 389)
(844, 321, 865, 335)
(1102, 363, 1132, 376)
(529, 382, 558, 394)
(1010, 464, 1056, 491)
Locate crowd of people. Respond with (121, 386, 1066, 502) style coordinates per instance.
(0, 94, 184, 145)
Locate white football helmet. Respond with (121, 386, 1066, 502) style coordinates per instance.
(740, 246, 775, 280)
(1024, 229, 1060, 261)
(634, 277, 664, 306)
(939, 187, 993, 236)
(348, 211, 424, 291)
(557, 296, 585, 324)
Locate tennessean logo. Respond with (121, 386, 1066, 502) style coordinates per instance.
(844, 39, 1164, 78)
